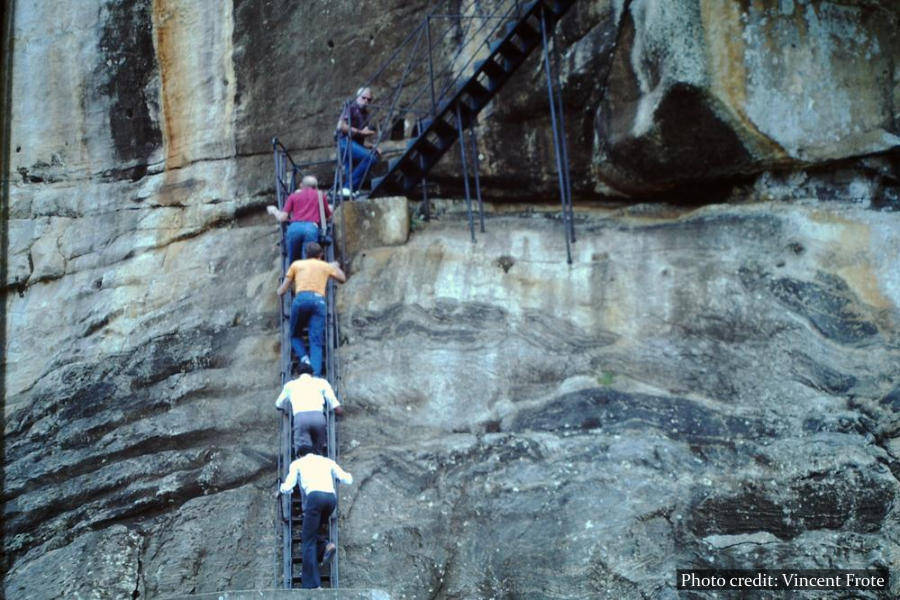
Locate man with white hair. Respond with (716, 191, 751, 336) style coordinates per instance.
(336, 87, 381, 193)
(266, 174, 332, 262)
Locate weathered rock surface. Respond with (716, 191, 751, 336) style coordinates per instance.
(5, 0, 900, 599)
(16, 0, 894, 202)
(333, 197, 410, 269)
(435, 0, 900, 201)
(590, 0, 900, 197)
(4, 525, 144, 600)
(167, 591, 390, 600)
(3, 210, 283, 597)
(334, 204, 900, 598)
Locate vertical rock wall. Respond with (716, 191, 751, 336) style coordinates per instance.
(334, 202, 900, 598)
(5, 1, 280, 597)
(4, 0, 900, 598)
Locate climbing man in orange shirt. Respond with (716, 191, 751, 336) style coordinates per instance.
(277, 242, 347, 376)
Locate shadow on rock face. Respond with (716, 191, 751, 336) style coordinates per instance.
(507, 387, 781, 443)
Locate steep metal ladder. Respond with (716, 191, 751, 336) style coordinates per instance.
(273, 141, 342, 589)
(368, 0, 576, 197)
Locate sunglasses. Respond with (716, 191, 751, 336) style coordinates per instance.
(361, 96, 373, 101)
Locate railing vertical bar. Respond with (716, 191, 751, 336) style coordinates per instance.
(426, 16, 436, 116)
(540, 7, 572, 264)
(468, 122, 485, 233)
(455, 103, 476, 243)
(549, 33, 575, 244)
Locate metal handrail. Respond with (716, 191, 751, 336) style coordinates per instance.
(333, 0, 531, 192)
(273, 142, 346, 589)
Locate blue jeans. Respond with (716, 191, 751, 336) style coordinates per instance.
(290, 291, 327, 376)
(338, 137, 378, 190)
(301, 491, 336, 588)
(285, 221, 319, 263)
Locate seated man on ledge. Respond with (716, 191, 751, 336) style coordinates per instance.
(336, 86, 380, 194)
(276, 241, 346, 376)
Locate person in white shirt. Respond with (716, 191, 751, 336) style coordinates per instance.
(278, 446, 353, 589)
(275, 363, 342, 455)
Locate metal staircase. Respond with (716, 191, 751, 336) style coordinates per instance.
(365, 0, 576, 197)
(273, 141, 342, 589)
(267, 2, 579, 587)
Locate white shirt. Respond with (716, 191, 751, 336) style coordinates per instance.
(280, 454, 353, 496)
(275, 374, 340, 414)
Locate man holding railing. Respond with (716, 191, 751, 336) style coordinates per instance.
(267, 175, 332, 263)
(275, 362, 343, 455)
(276, 242, 347, 377)
(336, 87, 381, 194)
(278, 447, 353, 589)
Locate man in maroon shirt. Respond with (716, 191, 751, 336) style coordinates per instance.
(267, 175, 333, 262)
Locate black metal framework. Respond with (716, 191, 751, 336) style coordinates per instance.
(338, 0, 577, 258)
(362, 0, 576, 197)
(539, 5, 576, 263)
(273, 138, 342, 589)
(280, 0, 576, 259)
(268, 2, 581, 587)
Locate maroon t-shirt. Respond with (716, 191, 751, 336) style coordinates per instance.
(283, 188, 332, 224)
(339, 102, 370, 144)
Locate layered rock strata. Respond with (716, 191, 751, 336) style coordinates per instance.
(12, 1, 896, 204)
(4, 0, 900, 598)
(333, 202, 900, 598)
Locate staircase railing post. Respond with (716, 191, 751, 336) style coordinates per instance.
(280, 411, 292, 589)
(553, 45, 575, 244)
(273, 138, 280, 205)
(468, 123, 485, 233)
(420, 119, 431, 221)
(426, 16, 436, 117)
(540, 6, 573, 264)
(325, 238, 340, 586)
(346, 116, 354, 194)
(455, 103, 476, 243)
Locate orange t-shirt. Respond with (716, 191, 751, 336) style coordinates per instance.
(286, 259, 338, 296)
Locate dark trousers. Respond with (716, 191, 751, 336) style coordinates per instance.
(301, 491, 336, 589)
(293, 411, 327, 455)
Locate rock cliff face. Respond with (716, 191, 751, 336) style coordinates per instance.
(4, 0, 900, 599)
(336, 202, 900, 598)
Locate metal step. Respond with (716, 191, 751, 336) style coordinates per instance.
(412, 136, 441, 156)
(368, 0, 576, 203)
(510, 18, 541, 40)
(430, 115, 457, 137)
(475, 57, 509, 79)
(489, 38, 525, 61)
(275, 149, 342, 590)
